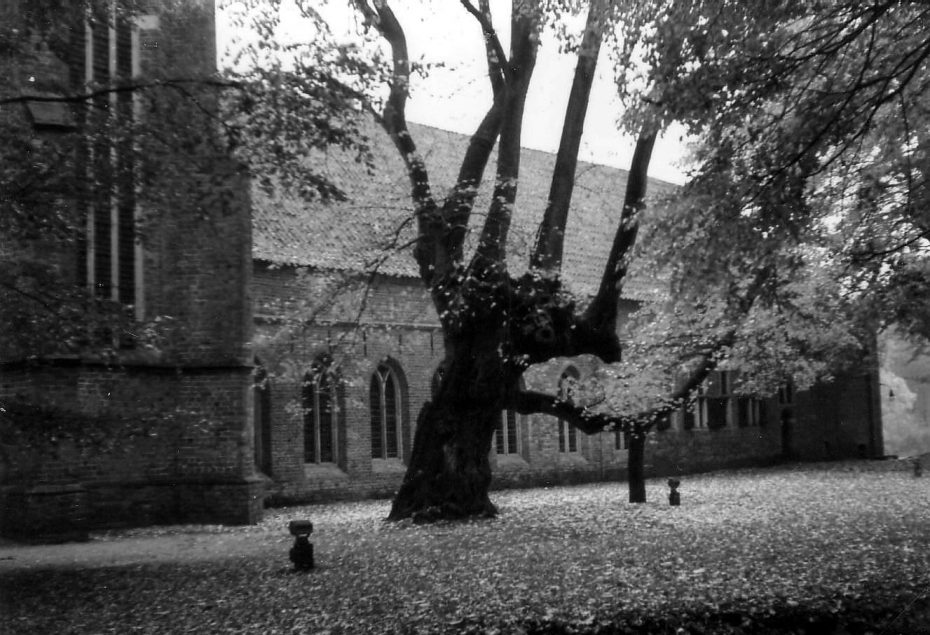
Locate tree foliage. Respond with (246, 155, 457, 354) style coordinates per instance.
(628, 0, 930, 363)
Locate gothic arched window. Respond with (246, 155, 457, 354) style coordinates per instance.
(371, 362, 405, 460)
(303, 356, 337, 464)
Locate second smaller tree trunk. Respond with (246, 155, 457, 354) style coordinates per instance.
(628, 430, 646, 503)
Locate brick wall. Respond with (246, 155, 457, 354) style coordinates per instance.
(141, 161, 252, 366)
(0, 362, 262, 537)
(253, 264, 444, 502)
(0, 1, 259, 538)
(251, 264, 882, 506)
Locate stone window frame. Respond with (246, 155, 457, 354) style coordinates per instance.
(681, 370, 733, 430)
(737, 395, 765, 427)
(558, 367, 580, 453)
(614, 428, 631, 450)
(703, 370, 731, 429)
(495, 408, 520, 455)
(495, 377, 526, 457)
(78, 6, 145, 318)
(370, 359, 407, 461)
(252, 360, 272, 474)
(778, 380, 795, 406)
(302, 356, 340, 465)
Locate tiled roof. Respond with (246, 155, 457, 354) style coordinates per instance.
(252, 121, 675, 301)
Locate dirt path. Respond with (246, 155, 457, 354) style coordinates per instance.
(0, 531, 289, 573)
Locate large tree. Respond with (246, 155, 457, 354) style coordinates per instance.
(312, 0, 930, 520)
(307, 0, 693, 519)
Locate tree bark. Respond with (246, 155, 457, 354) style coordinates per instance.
(388, 332, 510, 521)
(627, 429, 646, 503)
(388, 399, 500, 521)
(531, 0, 604, 273)
(583, 128, 656, 330)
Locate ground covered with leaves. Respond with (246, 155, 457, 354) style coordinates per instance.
(2, 461, 929, 634)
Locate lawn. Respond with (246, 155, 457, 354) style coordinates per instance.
(2, 461, 929, 634)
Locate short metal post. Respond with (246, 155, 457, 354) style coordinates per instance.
(667, 478, 681, 506)
(289, 520, 315, 570)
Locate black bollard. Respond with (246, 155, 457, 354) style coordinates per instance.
(289, 520, 315, 570)
(667, 478, 681, 506)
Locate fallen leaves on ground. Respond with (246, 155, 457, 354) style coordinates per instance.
(1, 461, 929, 634)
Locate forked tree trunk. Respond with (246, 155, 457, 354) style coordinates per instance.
(627, 431, 646, 503)
(388, 333, 509, 521)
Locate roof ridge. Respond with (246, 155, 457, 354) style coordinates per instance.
(252, 121, 670, 301)
(405, 119, 679, 190)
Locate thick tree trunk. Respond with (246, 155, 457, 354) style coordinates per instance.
(388, 399, 499, 521)
(388, 333, 508, 522)
(627, 431, 646, 503)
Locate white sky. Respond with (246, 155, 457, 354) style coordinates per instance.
(217, 1, 690, 184)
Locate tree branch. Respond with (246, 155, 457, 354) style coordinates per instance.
(513, 389, 621, 434)
(530, 0, 605, 274)
(503, 276, 621, 365)
(583, 128, 657, 329)
(626, 265, 774, 428)
(351, 0, 442, 281)
(516, 261, 774, 438)
(461, 0, 508, 94)
(441, 96, 506, 265)
(0, 279, 61, 315)
(473, 5, 539, 265)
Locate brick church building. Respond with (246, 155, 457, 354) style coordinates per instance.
(0, 2, 883, 538)
(249, 120, 884, 506)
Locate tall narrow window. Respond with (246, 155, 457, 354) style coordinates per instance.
(705, 371, 730, 428)
(76, 7, 139, 314)
(496, 409, 519, 455)
(682, 400, 697, 430)
(303, 357, 337, 464)
(738, 396, 761, 427)
(558, 368, 579, 453)
(253, 364, 272, 474)
(615, 428, 631, 450)
(371, 363, 404, 460)
(684, 382, 708, 429)
(778, 381, 794, 405)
